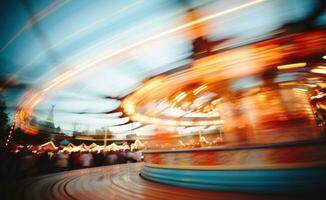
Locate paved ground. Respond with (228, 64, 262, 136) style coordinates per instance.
(0, 163, 323, 200)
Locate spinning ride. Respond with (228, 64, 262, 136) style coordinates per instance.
(122, 29, 326, 192)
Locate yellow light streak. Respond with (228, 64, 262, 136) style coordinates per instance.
(211, 98, 221, 105)
(175, 92, 187, 102)
(130, 113, 224, 127)
(277, 62, 307, 70)
(311, 68, 326, 74)
(193, 85, 207, 95)
(316, 65, 326, 69)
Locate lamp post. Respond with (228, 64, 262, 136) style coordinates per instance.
(104, 129, 108, 149)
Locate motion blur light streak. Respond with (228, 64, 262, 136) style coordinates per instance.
(16, 0, 267, 130)
(277, 62, 307, 70)
(311, 67, 326, 74)
(316, 66, 326, 69)
(175, 92, 187, 102)
(193, 85, 207, 95)
(0, 0, 71, 53)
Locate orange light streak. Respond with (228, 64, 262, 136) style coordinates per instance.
(277, 62, 307, 70)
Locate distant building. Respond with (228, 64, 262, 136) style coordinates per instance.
(43, 105, 55, 129)
(126, 134, 137, 139)
(36, 105, 70, 141)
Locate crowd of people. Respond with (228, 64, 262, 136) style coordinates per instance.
(0, 147, 143, 180)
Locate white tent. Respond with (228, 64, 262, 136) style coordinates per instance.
(93, 145, 104, 152)
(78, 143, 89, 151)
(89, 144, 103, 152)
(134, 139, 144, 149)
(104, 143, 120, 151)
(88, 142, 98, 149)
(39, 141, 57, 151)
(67, 143, 75, 148)
(70, 146, 80, 152)
(61, 146, 72, 152)
(120, 142, 130, 150)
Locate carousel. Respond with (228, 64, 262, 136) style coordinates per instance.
(121, 25, 326, 192)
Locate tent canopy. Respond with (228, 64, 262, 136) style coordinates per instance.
(134, 139, 144, 149)
(88, 142, 98, 149)
(104, 143, 120, 151)
(78, 143, 89, 149)
(39, 141, 57, 151)
(67, 143, 75, 148)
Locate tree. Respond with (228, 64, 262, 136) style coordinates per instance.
(11, 128, 49, 145)
(0, 98, 9, 140)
